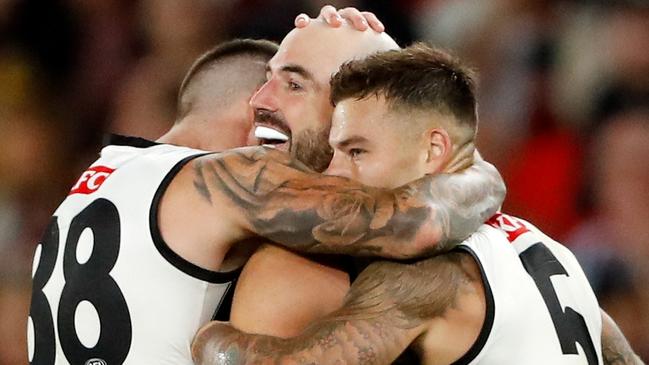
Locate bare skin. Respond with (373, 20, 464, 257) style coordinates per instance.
(192, 43, 642, 363)
(219, 248, 645, 365)
(601, 310, 646, 365)
(230, 244, 350, 338)
(157, 15, 504, 273)
(189, 157, 642, 363)
(191, 47, 496, 364)
(193, 251, 484, 365)
(193, 261, 645, 365)
(162, 145, 504, 272)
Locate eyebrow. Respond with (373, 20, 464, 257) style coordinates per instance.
(266, 63, 315, 82)
(333, 135, 369, 149)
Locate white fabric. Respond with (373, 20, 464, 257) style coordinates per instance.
(28, 143, 231, 365)
(458, 215, 602, 365)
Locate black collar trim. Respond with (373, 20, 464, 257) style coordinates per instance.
(104, 134, 160, 148)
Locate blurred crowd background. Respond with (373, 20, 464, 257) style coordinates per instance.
(0, 0, 647, 363)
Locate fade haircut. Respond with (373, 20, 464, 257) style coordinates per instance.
(176, 39, 278, 120)
(330, 43, 478, 133)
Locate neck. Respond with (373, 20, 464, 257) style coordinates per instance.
(158, 114, 249, 152)
(442, 142, 476, 173)
(157, 122, 201, 149)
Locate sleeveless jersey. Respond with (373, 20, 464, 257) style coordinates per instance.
(452, 213, 603, 365)
(27, 136, 239, 365)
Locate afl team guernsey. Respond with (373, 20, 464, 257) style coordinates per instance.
(28, 135, 238, 365)
(451, 213, 603, 365)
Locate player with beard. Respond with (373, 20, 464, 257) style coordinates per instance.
(226, 13, 504, 340)
(193, 43, 644, 365)
(27, 23, 505, 365)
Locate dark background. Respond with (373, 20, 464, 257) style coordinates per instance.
(1, 0, 647, 363)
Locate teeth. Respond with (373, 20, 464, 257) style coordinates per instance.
(255, 126, 288, 142)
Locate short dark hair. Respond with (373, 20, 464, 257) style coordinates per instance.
(177, 39, 278, 118)
(330, 43, 478, 130)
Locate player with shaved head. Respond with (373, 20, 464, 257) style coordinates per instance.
(27, 11, 505, 365)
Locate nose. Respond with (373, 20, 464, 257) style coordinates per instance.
(250, 79, 277, 112)
(324, 151, 352, 179)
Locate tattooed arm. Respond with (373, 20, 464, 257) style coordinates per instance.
(601, 309, 645, 365)
(192, 252, 480, 365)
(194, 146, 505, 259)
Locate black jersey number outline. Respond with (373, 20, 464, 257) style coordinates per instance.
(29, 219, 59, 364)
(519, 242, 599, 364)
(29, 198, 132, 364)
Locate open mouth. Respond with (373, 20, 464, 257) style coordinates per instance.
(255, 125, 290, 151)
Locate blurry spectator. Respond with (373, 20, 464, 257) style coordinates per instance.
(551, 3, 613, 128)
(0, 99, 71, 364)
(568, 107, 649, 360)
(592, 6, 649, 126)
(231, 0, 414, 46)
(358, 0, 415, 45)
(230, 0, 311, 41)
(415, 4, 649, 357)
(110, 0, 235, 139)
(3, 0, 78, 90)
(500, 36, 584, 239)
(0, 282, 30, 365)
(553, 3, 649, 128)
(0, 90, 73, 262)
(64, 0, 139, 153)
(414, 0, 584, 238)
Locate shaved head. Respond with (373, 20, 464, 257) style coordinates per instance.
(177, 39, 278, 121)
(159, 39, 278, 152)
(178, 56, 267, 119)
(277, 20, 399, 87)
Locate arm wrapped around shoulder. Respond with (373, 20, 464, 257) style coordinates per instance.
(194, 146, 505, 259)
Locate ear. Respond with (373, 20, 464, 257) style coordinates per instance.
(424, 128, 452, 173)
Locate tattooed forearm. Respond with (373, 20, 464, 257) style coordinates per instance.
(193, 318, 418, 365)
(194, 146, 505, 258)
(193, 253, 476, 365)
(601, 310, 645, 365)
(193, 287, 413, 365)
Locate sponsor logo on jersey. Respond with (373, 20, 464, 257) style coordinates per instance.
(84, 359, 107, 365)
(486, 212, 530, 242)
(70, 166, 115, 195)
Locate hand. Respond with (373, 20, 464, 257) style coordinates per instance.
(295, 4, 384, 32)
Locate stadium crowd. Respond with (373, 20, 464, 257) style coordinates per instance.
(0, 0, 647, 363)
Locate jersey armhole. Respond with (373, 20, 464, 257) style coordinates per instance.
(149, 153, 242, 284)
(451, 245, 496, 365)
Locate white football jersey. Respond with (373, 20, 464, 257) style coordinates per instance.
(453, 213, 603, 365)
(27, 136, 237, 365)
